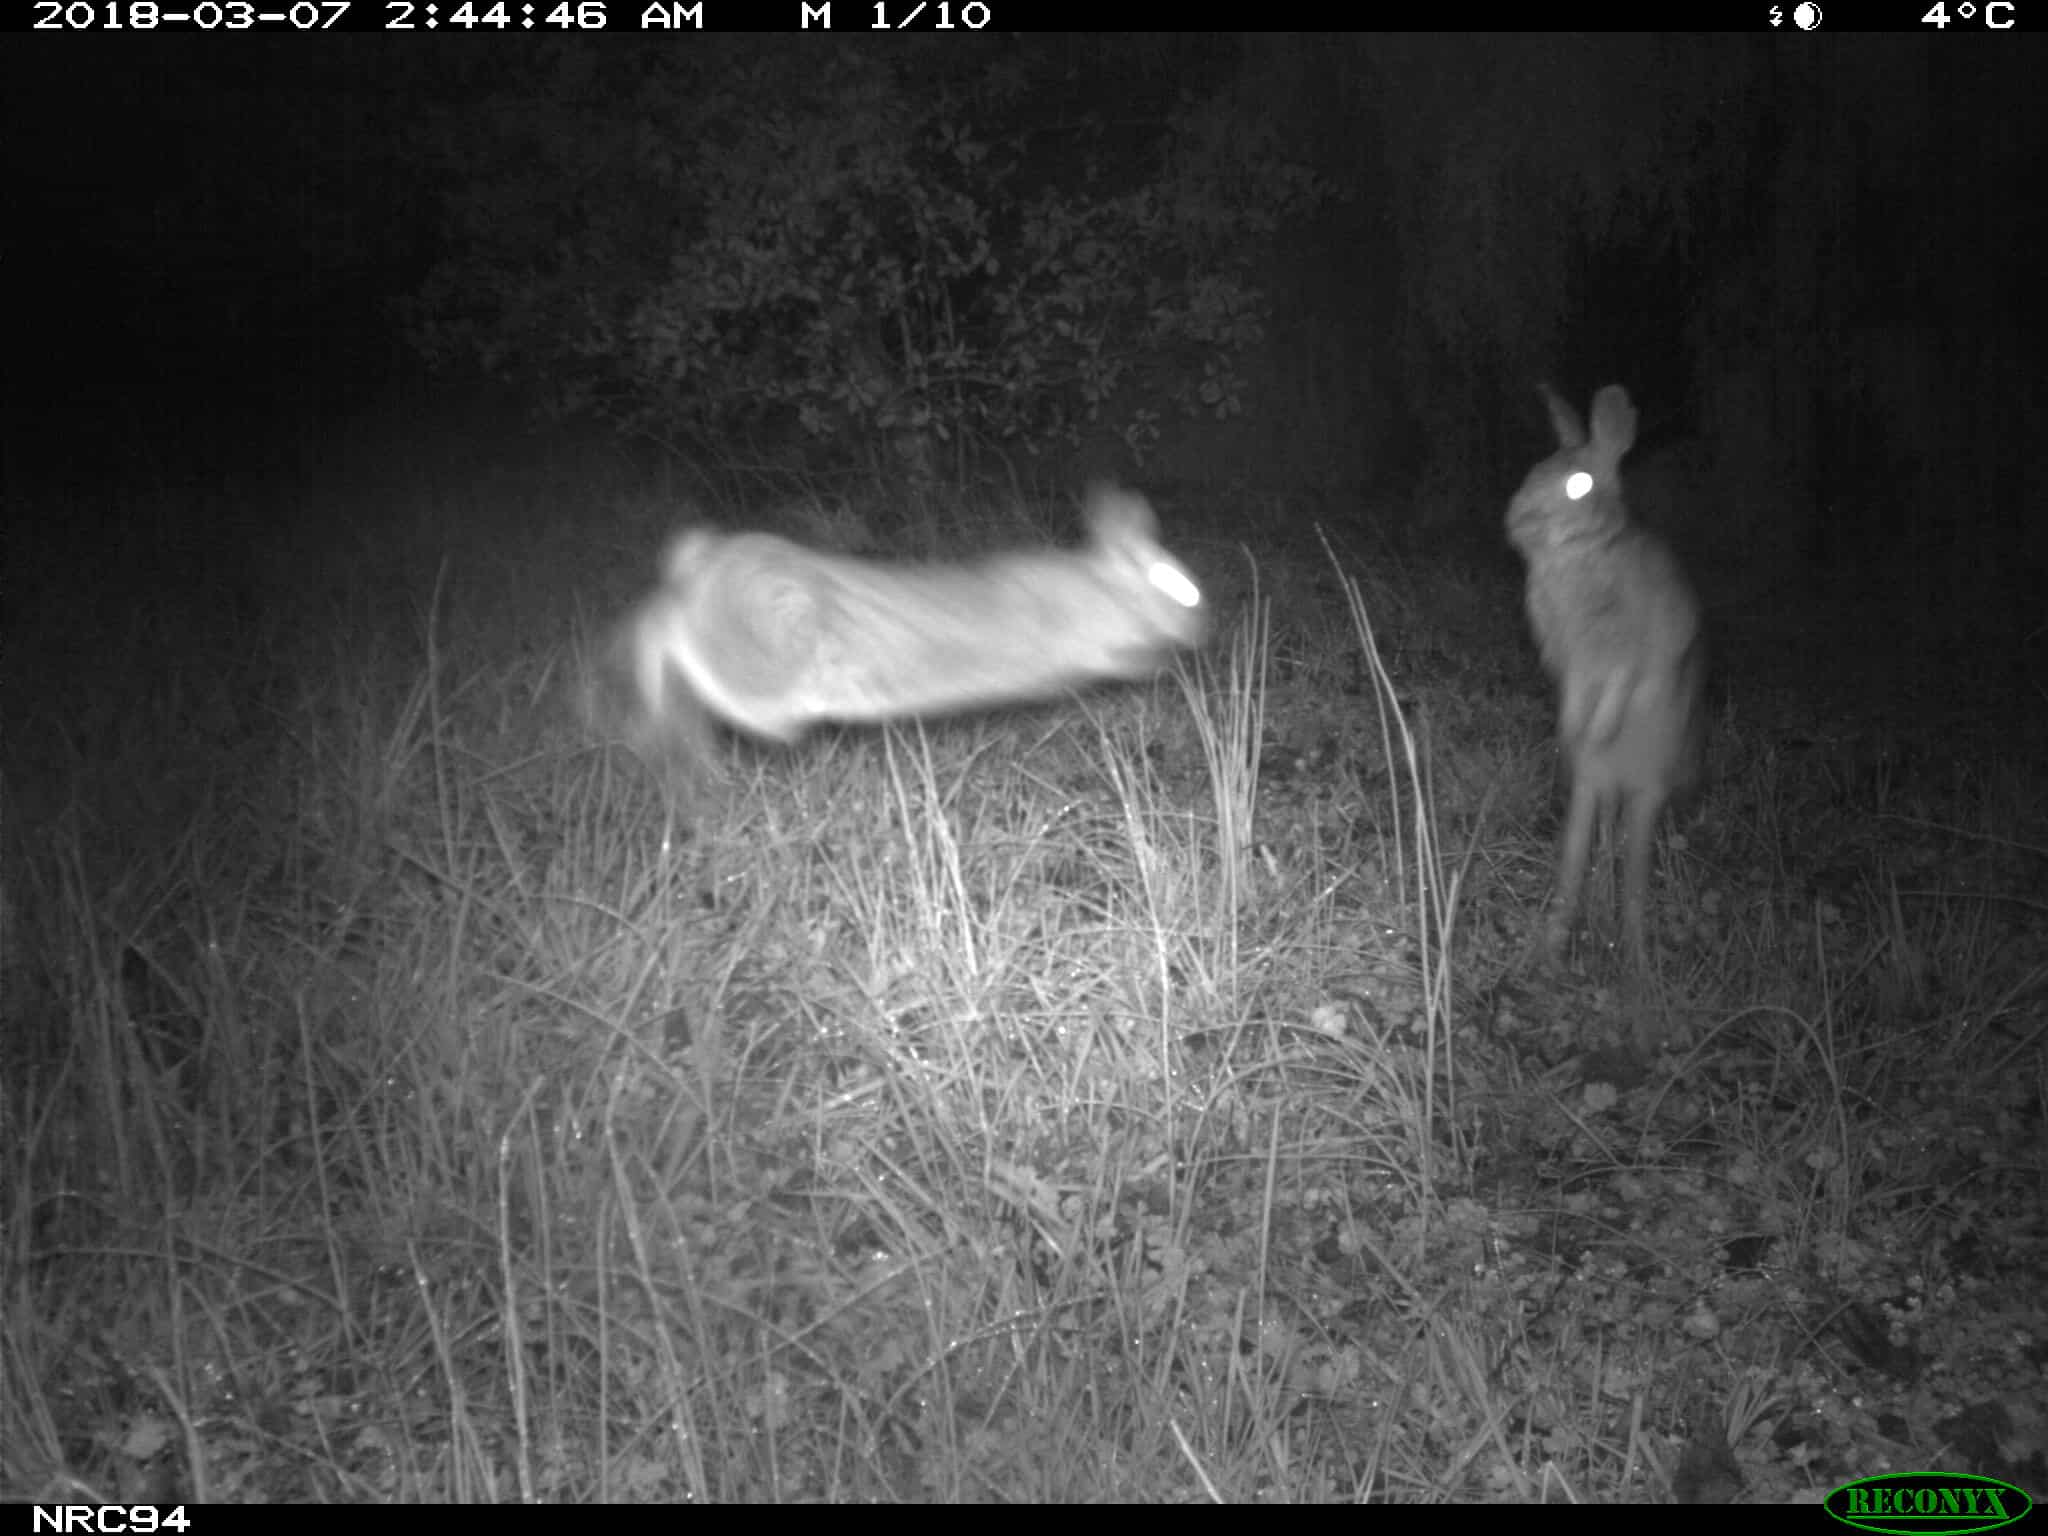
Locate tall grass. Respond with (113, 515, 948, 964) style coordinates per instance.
(2, 478, 1458, 1501)
(6, 466, 2039, 1502)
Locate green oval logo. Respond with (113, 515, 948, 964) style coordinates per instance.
(1825, 1472, 2032, 1535)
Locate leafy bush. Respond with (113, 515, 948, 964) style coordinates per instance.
(402, 42, 1330, 469)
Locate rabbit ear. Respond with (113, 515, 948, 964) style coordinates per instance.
(1083, 482, 1159, 544)
(660, 528, 719, 589)
(1588, 386, 1638, 457)
(1538, 381, 1586, 451)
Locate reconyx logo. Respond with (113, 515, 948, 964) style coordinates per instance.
(1826, 1472, 2032, 1534)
